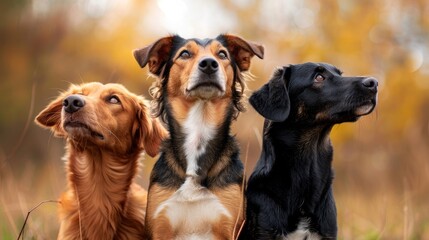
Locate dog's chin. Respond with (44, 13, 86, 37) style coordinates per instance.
(330, 100, 376, 123)
(186, 84, 224, 100)
(64, 121, 105, 141)
(354, 100, 376, 116)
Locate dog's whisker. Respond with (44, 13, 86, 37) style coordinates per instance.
(97, 123, 122, 144)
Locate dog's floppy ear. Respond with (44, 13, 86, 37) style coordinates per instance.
(218, 34, 264, 71)
(35, 94, 66, 137)
(134, 98, 168, 157)
(249, 67, 291, 122)
(133, 36, 175, 76)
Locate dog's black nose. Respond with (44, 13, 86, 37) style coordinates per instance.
(362, 77, 378, 92)
(198, 58, 219, 75)
(63, 95, 85, 113)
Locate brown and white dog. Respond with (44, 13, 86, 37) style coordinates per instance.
(133, 35, 264, 239)
(35, 82, 166, 239)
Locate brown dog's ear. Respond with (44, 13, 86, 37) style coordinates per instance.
(133, 36, 177, 76)
(35, 95, 65, 137)
(217, 34, 264, 71)
(134, 98, 168, 157)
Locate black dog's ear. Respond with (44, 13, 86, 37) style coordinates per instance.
(249, 67, 291, 122)
(133, 36, 176, 76)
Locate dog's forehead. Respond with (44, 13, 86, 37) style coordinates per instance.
(189, 38, 214, 46)
(319, 63, 342, 75)
(103, 83, 129, 93)
(71, 82, 130, 96)
(293, 62, 342, 75)
(181, 38, 225, 49)
(171, 38, 225, 59)
(68, 82, 101, 95)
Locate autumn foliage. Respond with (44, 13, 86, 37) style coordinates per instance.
(1, 0, 429, 238)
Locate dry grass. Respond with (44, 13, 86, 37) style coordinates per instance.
(1, 107, 429, 240)
(2, 147, 428, 240)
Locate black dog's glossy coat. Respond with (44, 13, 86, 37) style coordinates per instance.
(241, 63, 378, 239)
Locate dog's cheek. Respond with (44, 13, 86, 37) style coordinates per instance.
(225, 63, 235, 80)
(223, 64, 235, 97)
(167, 63, 187, 97)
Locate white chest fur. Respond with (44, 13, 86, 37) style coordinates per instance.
(281, 218, 322, 240)
(154, 177, 231, 240)
(183, 101, 216, 176)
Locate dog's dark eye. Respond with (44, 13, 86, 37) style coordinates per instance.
(218, 50, 228, 59)
(108, 95, 120, 104)
(314, 74, 325, 82)
(179, 50, 191, 59)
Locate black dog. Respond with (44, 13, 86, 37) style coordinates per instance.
(241, 62, 378, 239)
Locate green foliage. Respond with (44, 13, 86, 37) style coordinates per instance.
(363, 230, 380, 240)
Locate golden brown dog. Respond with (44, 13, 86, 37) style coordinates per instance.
(133, 34, 264, 239)
(35, 82, 166, 239)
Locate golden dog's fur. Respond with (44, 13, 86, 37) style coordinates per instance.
(35, 82, 166, 239)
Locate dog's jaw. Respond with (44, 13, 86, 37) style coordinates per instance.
(64, 120, 105, 141)
(186, 70, 226, 100)
(354, 99, 377, 116)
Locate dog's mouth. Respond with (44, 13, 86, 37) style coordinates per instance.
(354, 99, 377, 116)
(330, 98, 377, 121)
(186, 81, 225, 100)
(63, 121, 104, 140)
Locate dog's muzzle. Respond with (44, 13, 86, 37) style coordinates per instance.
(186, 57, 226, 100)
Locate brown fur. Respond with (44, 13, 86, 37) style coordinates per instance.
(164, 40, 236, 126)
(144, 152, 244, 239)
(144, 184, 176, 240)
(134, 34, 263, 239)
(35, 82, 167, 240)
(211, 185, 245, 239)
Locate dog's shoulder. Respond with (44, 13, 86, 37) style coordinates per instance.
(150, 151, 185, 189)
(205, 136, 243, 187)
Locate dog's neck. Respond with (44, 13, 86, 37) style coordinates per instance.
(271, 122, 333, 149)
(166, 98, 234, 180)
(254, 121, 334, 175)
(65, 142, 140, 238)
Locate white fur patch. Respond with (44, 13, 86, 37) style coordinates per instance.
(174, 233, 214, 240)
(183, 101, 216, 176)
(154, 177, 231, 239)
(152, 100, 228, 239)
(282, 218, 321, 240)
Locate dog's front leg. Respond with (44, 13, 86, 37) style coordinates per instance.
(148, 215, 175, 240)
(314, 187, 337, 238)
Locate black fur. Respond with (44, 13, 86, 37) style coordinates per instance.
(150, 102, 244, 189)
(241, 62, 378, 239)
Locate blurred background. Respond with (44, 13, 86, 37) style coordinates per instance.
(1, 0, 429, 239)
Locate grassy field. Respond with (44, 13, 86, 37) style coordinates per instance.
(1, 120, 429, 240)
(2, 167, 428, 240)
